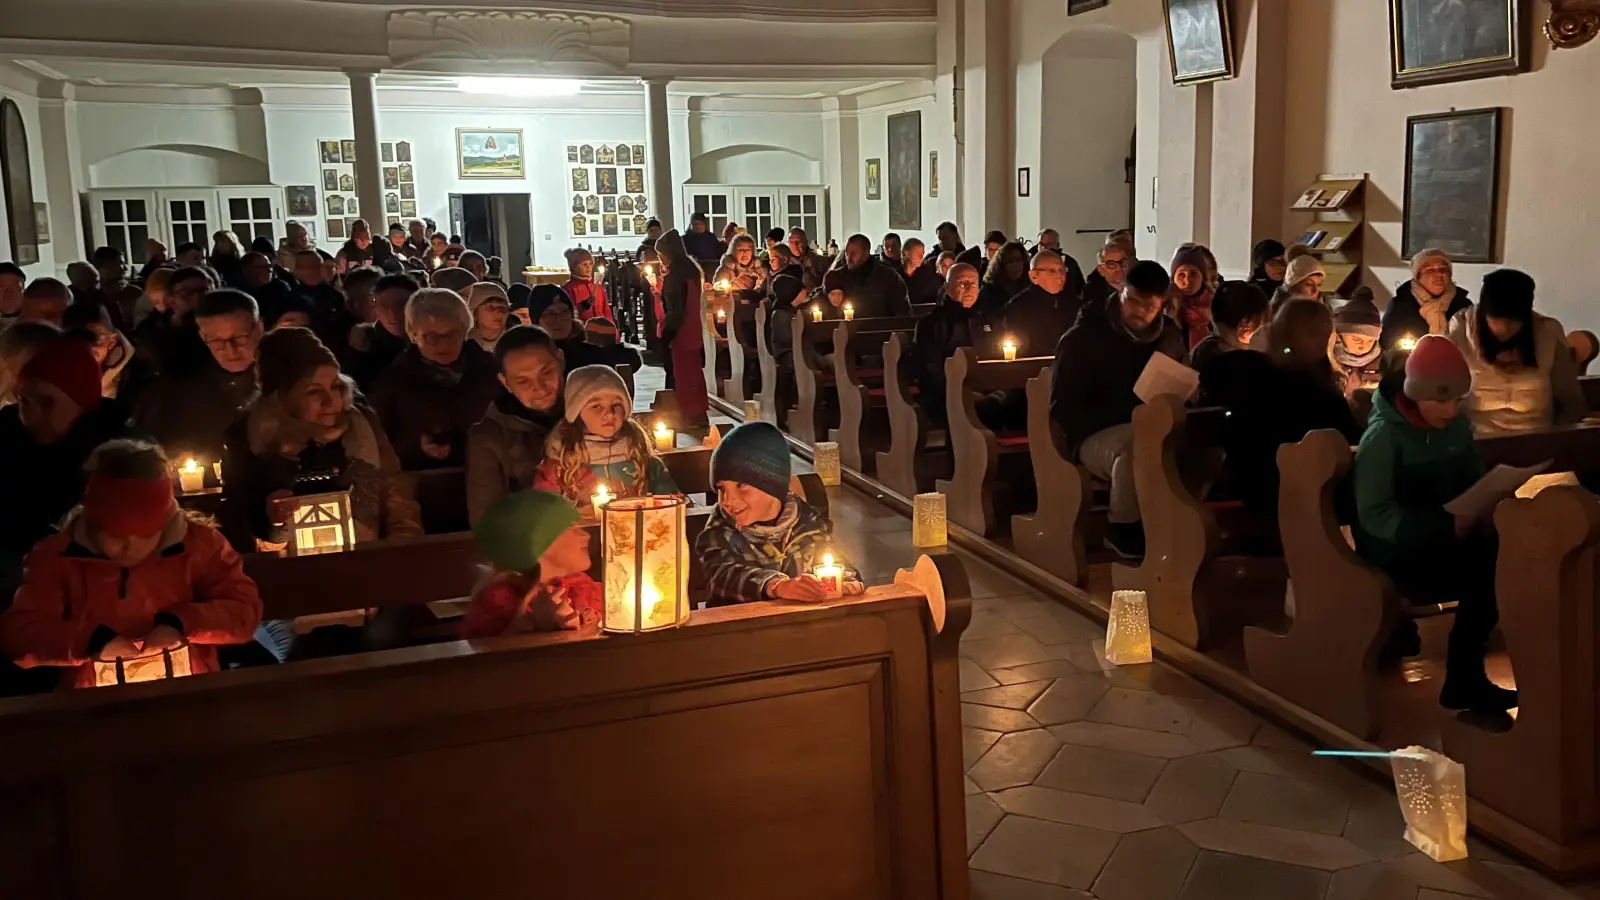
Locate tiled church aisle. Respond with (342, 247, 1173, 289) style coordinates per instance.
(645, 372, 1600, 900)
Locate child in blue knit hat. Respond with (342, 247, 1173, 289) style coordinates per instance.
(695, 422, 862, 605)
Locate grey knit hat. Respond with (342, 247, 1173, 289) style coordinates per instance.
(711, 421, 791, 502)
(1332, 287, 1381, 340)
(563, 364, 632, 423)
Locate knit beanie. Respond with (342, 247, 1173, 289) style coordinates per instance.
(564, 363, 631, 423)
(474, 489, 580, 573)
(711, 421, 791, 502)
(431, 267, 476, 295)
(1410, 248, 1451, 281)
(466, 281, 509, 312)
(83, 469, 175, 538)
(1403, 334, 1472, 402)
(583, 317, 619, 342)
(527, 284, 572, 319)
(19, 338, 101, 414)
(1479, 269, 1536, 321)
(1332, 287, 1382, 339)
(1169, 246, 1211, 280)
(258, 326, 339, 396)
(1284, 254, 1326, 289)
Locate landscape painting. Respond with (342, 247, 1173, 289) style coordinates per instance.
(1390, 0, 1527, 88)
(457, 128, 524, 179)
(887, 111, 922, 231)
(1403, 107, 1502, 263)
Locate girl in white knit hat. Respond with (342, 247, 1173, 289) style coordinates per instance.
(531, 364, 679, 507)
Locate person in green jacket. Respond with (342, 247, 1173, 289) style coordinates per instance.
(1352, 334, 1513, 713)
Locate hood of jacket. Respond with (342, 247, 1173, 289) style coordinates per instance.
(654, 228, 686, 260)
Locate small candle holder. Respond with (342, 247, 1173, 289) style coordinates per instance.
(1104, 590, 1153, 665)
(715, 308, 727, 324)
(842, 302, 854, 321)
(653, 421, 675, 451)
(1002, 338, 1018, 362)
(591, 482, 612, 519)
(743, 399, 761, 421)
(810, 305, 823, 322)
(1392, 746, 1469, 862)
(912, 493, 947, 547)
(177, 458, 205, 494)
(813, 441, 841, 486)
(814, 552, 842, 597)
(715, 279, 731, 291)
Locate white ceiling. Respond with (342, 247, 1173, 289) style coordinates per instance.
(8, 58, 903, 99)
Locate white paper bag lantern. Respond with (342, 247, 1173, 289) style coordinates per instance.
(813, 441, 841, 486)
(744, 400, 761, 422)
(913, 493, 947, 547)
(601, 496, 692, 634)
(1392, 746, 1469, 862)
(1105, 590, 1153, 665)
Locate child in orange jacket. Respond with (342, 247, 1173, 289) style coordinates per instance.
(0, 439, 263, 688)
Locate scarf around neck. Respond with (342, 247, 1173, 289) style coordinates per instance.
(1332, 340, 1382, 371)
(581, 431, 634, 467)
(1411, 280, 1455, 336)
(738, 496, 800, 546)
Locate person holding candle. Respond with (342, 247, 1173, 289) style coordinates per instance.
(1381, 248, 1473, 353)
(561, 248, 615, 323)
(715, 233, 769, 399)
(1447, 268, 1586, 437)
(696, 422, 862, 606)
(1, 439, 262, 689)
(1001, 250, 1082, 359)
(1331, 287, 1386, 398)
(466, 325, 566, 525)
(820, 234, 911, 321)
(135, 287, 261, 464)
(463, 489, 601, 638)
(532, 364, 677, 506)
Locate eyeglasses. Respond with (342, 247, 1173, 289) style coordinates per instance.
(203, 334, 254, 351)
(1100, 258, 1129, 270)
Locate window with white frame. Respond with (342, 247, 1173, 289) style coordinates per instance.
(784, 191, 822, 244)
(168, 198, 209, 247)
(742, 193, 775, 240)
(225, 194, 277, 245)
(688, 192, 731, 236)
(99, 197, 153, 264)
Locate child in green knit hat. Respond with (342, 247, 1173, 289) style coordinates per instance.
(462, 489, 600, 637)
(695, 422, 861, 606)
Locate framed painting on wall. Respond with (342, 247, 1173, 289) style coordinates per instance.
(1069, 0, 1109, 13)
(285, 185, 317, 217)
(1390, 0, 1529, 88)
(456, 128, 524, 179)
(865, 158, 882, 201)
(1162, 0, 1236, 85)
(33, 202, 48, 243)
(1402, 107, 1502, 263)
(929, 150, 939, 198)
(887, 111, 922, 230)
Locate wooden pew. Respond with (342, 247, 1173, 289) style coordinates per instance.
(1010, 373, 1098, 588)
(1441, 485, 1600, 871)
(875, 332, 948, 499)
(1241, 429, 1396, 739)
(1570, 330, 1599, 375)
(755, 301, 782, 428)
(410, 466, 467, 535)
(701, 288, 732, 400)
(1581, 375, 1600, 412)
(936, 348, 1052, 536)
(1111, 396, 1286, 650)
(0, 556, 973, 900)
(831, 317, 920, 473)
(789, 312, 842, 444)
(1479, 421, 1600, 473)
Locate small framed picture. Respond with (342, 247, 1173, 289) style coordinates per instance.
(286, 185, 317, 217)
(327, 217, 346, 239)
(1017, 167, 1031, 197)
(322, 168, 339, 192)
(381, 143, 394, 163)
(396, 141, 412, 162)
(320, 140, 341, 164)
(865, 158, 882, 200)
(567, 144, 579, 162)
(400, 200, 417, 218)
(340, 140, 357, 163)
(400, 182, 415, 200)
(383, 167, 399, 189)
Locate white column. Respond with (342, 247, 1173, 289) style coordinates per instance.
(347, 70, 384, 231)
(642, 77, 675, 231)
(36, 81, 85, 269)
(1208, 0, 1287, 277)
(959, 0, 1013, 240)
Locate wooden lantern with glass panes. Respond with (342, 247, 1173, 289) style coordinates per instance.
(288, 484, 356, 557)
(602, 495, 692, 634)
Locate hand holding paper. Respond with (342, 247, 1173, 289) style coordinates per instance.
(1134, 352, 1200, 404)
(1443, 460, 1554, 522)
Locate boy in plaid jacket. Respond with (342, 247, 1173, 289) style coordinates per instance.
(695, 422, 862, 605)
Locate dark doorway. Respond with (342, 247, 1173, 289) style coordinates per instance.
(448, 192, 532, 279)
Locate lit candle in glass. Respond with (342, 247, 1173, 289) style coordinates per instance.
(653, 421, 675, 451)
(715, 308, 727, 324)
(431, 256, 442, 269)
(842, 302, 854, 321)
(591, 482, 611, 519)
(715, 278, 731, 291)
(1002, 337, 1018, 361)
(814, 552, 842, 597)
(810, 304, 823, 322)
(813, 441, 841, 486)
(178, 458, 205, 493)
(1398, 335, 1418, 352)
(1104, 590, 1153, 665)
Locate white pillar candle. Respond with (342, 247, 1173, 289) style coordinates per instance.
(842, 302, 854, 321)
(178, 459, 205, 494)
(814, 553, 842, 597)
(591, 482, 611, 519)
(653, 422, 675, 451)
(1002, 338, 1018, 362)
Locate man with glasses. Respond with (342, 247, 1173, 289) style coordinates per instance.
(135, 288, 262, 462)
(1082, 241, 1132, 310)
(132, 265, 213, 370)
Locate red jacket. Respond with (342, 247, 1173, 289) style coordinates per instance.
(563, 278, 614, 323)
(460, 571, 602, 639)
(0, 512, 263, 688)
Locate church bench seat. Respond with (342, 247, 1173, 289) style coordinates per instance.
(875, 333, 951, 498)
(935, 348, 1053, 537)
(831, 318, 920, 473)
(1012, 373, 1105, 589)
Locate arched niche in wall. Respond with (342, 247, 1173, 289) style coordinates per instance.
(0, 98, 39, 265)
(1040, 26, 1138, 267)
(687, 144, 820, 185)
(88, 144, 271, 189)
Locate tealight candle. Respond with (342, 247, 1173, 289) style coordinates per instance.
(744, 399, 761, 421)
(814, 552, 842, 597)
(653, 421, 675, 451)
(715, 308, 727, 323)
(842, 302, 854, 321)
(1398, 335, 1418, 352)
(178, 458, 204, 493)
(715, 279, 731, 291)
(1002, 337, 1018, 361)
(811, 304, 823, 322)
(591, 482, 611, 519)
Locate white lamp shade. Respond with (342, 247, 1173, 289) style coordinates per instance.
(93, 643, 193, 687)
(602, 496, 692, 633)
(288, 490, 356, 556)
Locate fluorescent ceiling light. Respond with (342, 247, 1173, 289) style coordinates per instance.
(455, 77, 583, 97)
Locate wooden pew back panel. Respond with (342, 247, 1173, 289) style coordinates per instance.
(938, 348, 1052, 536)
(875, 332, 926, 498)
(833, 319, 919, 472)
(1011, 372, 1095, 588)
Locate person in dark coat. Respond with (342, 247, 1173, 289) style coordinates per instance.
(344, 272, 416, 392)
(526, 284, 606, 374)
(907, 263, 1003, 427)
(132, 265, 213, 372)
(766, 273, 808, 416)
(976, 240, 1031, 316)
(61, 302, 150, 408)
(1002, 250, 1082, 358)
(1029, 229, 1087, 300)
(134, 289, 261, 463)
(0, 338, 140, 573)
(1050, 260, 1186, 559)
(239, 251, 296, 325)
(1188, 281, 1270, 387)
(655, 229, 710, 430)
(957, 229, 1006, 272)
(1200, 298, 1362, 517)
(1082, 235, 1134, 309)
(682, 212, 725, 263)
(877, 232, 903, 270)
(785, 227, 831, 294)
(1381, 248, 1473, 351)
(466, 325, 567, 526)
(368, 287, 500, 471)
(820, 234, 912, 320)
(1249, 239, 1286, 298)
(901, 239, 945, 308)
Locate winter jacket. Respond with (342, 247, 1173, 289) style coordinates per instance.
(820, 257, 912, 320)
(1351, 377, 1485, 568)
(682, 230, 725, 262)
(1199, 350, 1363, 515)
(0, 510, 262, 689)
(908, 298, 1004, 424)
(955, 245, 987, 271)
(1447, 308, 1586, 437)
(976, 278, 1028, 317)
(369, 342, 500, 470)
(1082, 271, 1117, 310)
(245, 278, 297, 325)
(562, 277, 614, 323)
(0, 400, 142, 571)
(341, 321, 410, 393)
(134, 359, 259, 462)
(460, 571, 603, 639)
(465, 392, 564, 526)
(1380, 282, 1472, 351)
(714, 254, 769, 330)
(1002, 284, 1083, 358)
(656, 234, 703, 346)
(531, 431, 679, 505)
(903, 263, 946, 308)
(221, 388, 422, 552)
(792, 252, 831, 294)
(694, 496, 856, 606)
(1050, 295, 1186, 458)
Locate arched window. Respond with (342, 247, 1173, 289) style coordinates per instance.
(0, 98, 38, 265)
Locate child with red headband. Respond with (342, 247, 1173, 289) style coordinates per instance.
(0, 439, 263, 689)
